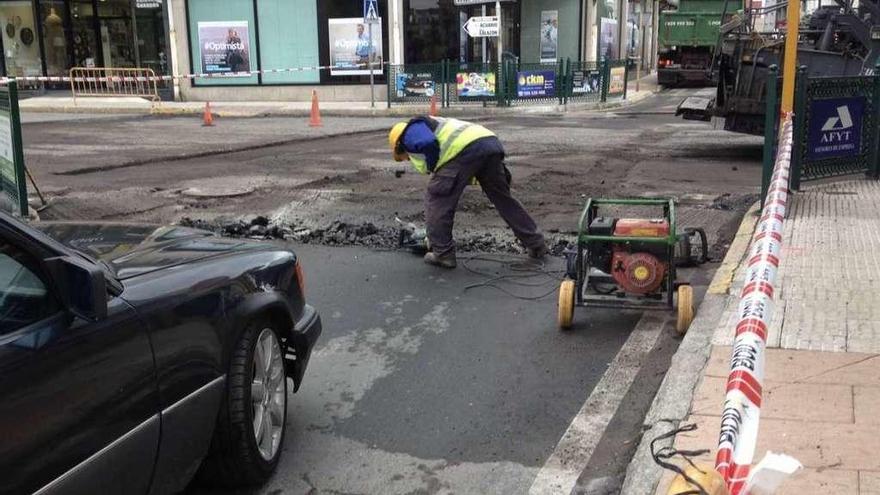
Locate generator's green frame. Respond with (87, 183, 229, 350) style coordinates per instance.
(572, 197, 680, 310)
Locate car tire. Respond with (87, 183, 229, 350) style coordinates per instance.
(197, 319, 288, 487)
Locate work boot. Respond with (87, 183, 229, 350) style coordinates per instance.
(424, 252, 457, 269)
(527, 244, 549, 260)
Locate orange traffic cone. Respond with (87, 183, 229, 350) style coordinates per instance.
(202, 102, 214, 127)
(429, 94, 438, 116)
(309, 90, 322, 127)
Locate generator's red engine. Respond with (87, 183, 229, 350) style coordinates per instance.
(588, 217, 670, 295)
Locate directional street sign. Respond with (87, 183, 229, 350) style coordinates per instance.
(463, 16, 499, 37)
(363, 0, 380, 23)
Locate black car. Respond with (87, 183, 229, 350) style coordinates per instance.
(0, 213, 321, 494)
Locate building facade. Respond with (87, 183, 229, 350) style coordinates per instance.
(0, 0, 653, 100)
(170, 0, 659, 101)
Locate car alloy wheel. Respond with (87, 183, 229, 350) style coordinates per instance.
(251, 328, 285, 461)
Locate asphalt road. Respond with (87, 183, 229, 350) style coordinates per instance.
(21, 88, 754, 493)
(185, 242, 703, 495)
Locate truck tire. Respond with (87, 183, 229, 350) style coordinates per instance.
(198, 319, 288, 487)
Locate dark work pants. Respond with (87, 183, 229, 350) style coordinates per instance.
(425, 136, 545, 257)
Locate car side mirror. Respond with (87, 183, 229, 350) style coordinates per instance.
(45, 256, 108, 322)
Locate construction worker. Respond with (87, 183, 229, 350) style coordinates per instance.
(389, 116, 547, 268)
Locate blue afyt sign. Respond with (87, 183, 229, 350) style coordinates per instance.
(808, 96, 865, 160)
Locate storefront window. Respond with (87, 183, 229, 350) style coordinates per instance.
(404, 0, 518, 65)
(134, 1, 168, 75)
(626, 0, 641, 59)
(40, 1, 68, 76)
(0, 1, 43, 78)
(187, 0, 258, 86)
(404, 0, 458, 64)
(598, 0, 620, 60)
(319, 0, 387, 83)
(70, 0, 98, 67)
(98, 0, 136, 68)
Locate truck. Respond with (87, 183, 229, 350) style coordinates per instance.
(657, 0, 727, 87)
(676, 0, 880, 135)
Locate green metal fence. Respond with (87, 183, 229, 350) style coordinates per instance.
(386, 64, 443, 106)
(0, 81, 27, 217)
(565, 60, 605, 104)
(789, 64, 880, 190)
(445, 61, 501, 106)
(501, 60, 565, 107)
(386, 59, 629, 109)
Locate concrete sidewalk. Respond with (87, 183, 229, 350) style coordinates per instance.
(18, 92, 652, 117)
(623, 178, 880, 494)
(18, 76, 657, 117)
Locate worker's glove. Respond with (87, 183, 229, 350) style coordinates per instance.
(503, 162, 512, 187)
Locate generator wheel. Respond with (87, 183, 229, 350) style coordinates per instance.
(676, 285, 694, 335)
(558, 279, 576, 330)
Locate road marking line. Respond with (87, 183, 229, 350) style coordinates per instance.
(529, 312, 670, 495)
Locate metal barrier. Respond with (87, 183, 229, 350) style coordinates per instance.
(69, 67, 160, 103)
(715, 114, 794, 494)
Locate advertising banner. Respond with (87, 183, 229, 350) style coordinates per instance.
(608, 66, 626, 96)
(456, 71, 496, 98)
(395, 72, 436, 98)
(540, 11, 558, 63)
(571, 69, 602, 94)
(0, 83, 26, 217)
(329, 18, 383, 76)
(517, 70, 556, 98)
(197, 21, 251, 75)
(807, 96, 865, 160)
(599, 18, 618, 61)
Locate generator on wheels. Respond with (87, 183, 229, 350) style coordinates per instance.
(557, 198, 707, 334)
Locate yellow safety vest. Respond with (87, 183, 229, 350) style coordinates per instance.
(407, 117, 495, 175)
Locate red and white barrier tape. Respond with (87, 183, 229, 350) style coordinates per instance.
(0, 62, 387, 84)
(714, 114, 793, 494)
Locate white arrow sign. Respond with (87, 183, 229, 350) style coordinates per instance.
(463, 16, 499, 37)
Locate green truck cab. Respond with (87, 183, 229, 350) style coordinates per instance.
(658, 0, 727, 86)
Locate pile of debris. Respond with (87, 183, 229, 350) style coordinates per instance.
(178, 216, 568, 255)
(179, 216, 289, 239)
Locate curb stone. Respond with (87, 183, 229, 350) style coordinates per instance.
(20, 90, 654, 118)
(619, 202, 760, 495)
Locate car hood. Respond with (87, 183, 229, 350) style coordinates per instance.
(38, 222, 270, 280)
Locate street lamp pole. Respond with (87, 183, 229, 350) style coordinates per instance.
(780, 0, 801, 114)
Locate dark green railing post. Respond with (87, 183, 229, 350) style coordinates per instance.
(441, 60, 447, 108)
(869, 62, 880, 179)
(557, 58, 563, 105)
(386, 64, 392, 109)
(568, 58, 574, 105)
(7, 80, 26, 217)
(497, 60, 504, 107)
(761, 65, 780, 206)
(508, 59, 516, 107)
(790, 65, 808, 191)
(601, 59, 610, 103)
(623, 60, 629, 100)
